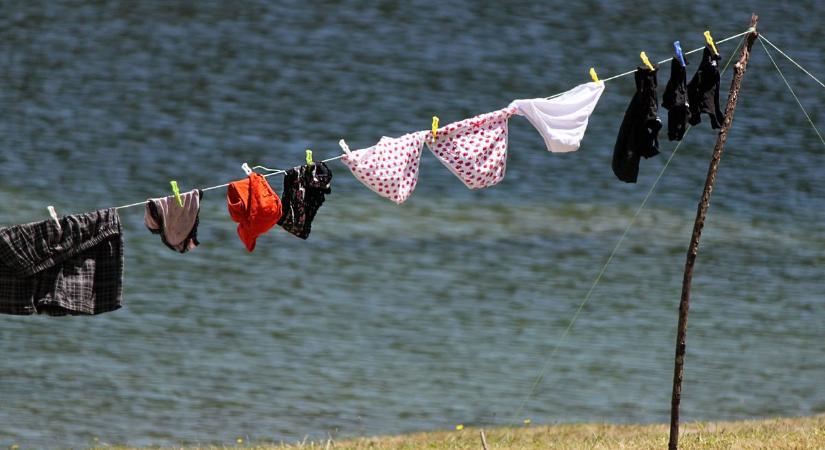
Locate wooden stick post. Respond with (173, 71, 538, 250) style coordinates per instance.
(480, 429, 490, 450)
(667, 14, 759, 450)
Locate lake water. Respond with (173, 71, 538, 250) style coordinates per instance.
(0, 1, 823, 448)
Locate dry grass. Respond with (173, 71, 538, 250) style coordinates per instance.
(99, 415, 825, 449)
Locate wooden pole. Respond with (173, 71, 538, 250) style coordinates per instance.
(480, 429, 490, 450)
(667, 14, 759, 450)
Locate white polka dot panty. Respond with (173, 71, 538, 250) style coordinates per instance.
(426, 107, 517, 190)
(340, 131, 427, 204)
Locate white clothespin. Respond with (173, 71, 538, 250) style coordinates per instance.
(241, 163, 253, 175)
(47, 205, 61, 231)
(339, 139, 351, 155)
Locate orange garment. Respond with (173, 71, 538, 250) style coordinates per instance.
(227, 173, 282, 252)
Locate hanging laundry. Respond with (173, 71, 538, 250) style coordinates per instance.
(510, 81, 605, 153)
(687, 46, 725, 129)
(426, 107, 516, 189)
(144, 189, 203, 253)
(278, 162, 333, 239)
(0, 208, 124, 316)
(662, 56, 692, 141)
(340, 131, 427, 204)
(612, 66, 662, 183)
(227, 173, 282, 252)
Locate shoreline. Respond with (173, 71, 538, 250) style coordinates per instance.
(96, 414, 825, 449)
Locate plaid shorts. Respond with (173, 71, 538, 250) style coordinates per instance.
(0, 208, 124, 316)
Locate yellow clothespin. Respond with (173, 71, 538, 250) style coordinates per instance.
(640, 51, 655, 71)
(305, 149, 314, 166)
(589, 67, 599, 83)
(170, 180, 183, 207)
(704, 30, 719, 56)
(432, 116, 439, 139)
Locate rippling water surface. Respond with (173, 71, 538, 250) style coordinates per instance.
(0, 1, 823, 447)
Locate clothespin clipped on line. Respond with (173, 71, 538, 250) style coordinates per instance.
(589, 67, 599, 83)
(432, 116, 439, 139)
(704, 30, 719, 56)
(47, 205, 61, 231)
(674, 41, 686, 67)
(306, 149, 314, 166)
(170, 180, 183, 207)
(639, 51, 655, 71)
(338, 139, 351, 155)
(241, 163, 253, 176)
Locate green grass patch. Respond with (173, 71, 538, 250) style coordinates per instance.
(93, 414, 825, 449)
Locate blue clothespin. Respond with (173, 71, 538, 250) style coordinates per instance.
(674, 41, 686, 67)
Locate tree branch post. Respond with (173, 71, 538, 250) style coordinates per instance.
(667, 14, 760, 450)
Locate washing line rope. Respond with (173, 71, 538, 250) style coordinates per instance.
(507, 34, 746, 427)
(113, 154, 347, 209)
(759, 34, 825, 90)
(544, 28, 753, 99)
(109, 28, 752, 211)
(758, 38, 825, 149)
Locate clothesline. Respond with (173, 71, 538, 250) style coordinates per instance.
(114, 155, 347, 209)
(760, 34, 825, 89)
(758, 37, 825, 148)
(511, 31, 825, 427)
(543, 28, 753, 99)
(508, 32, 750, 425)
(113, 27, 753, 211)
(596, 29, 753, 83)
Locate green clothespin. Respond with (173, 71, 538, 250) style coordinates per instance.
(306, 149, 314, 166)
(170, 180, 183, 207)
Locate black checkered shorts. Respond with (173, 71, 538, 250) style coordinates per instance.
(0, 208, 123, 316)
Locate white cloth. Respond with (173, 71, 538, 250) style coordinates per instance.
(510, 81, 605, 153)
(340, 131, 427, 204)
(426, 107, 516, 190)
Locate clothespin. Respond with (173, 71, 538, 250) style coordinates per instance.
(640, 51, 655, 71)
(674, 41, 686, 67)
(431, 116, 439, 139)
(170, 180, 183, 207)
(704, 30, 719, 56)
(338, 139, 351, 155)
(305, 149, 314, 166)
(241, 163, 253, 176)
(589, 67, 599, 83)
(47, 205, 61, 231)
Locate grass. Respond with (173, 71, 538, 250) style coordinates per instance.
(97, 415, 825, 449)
